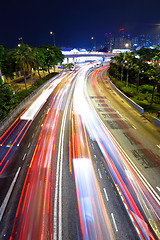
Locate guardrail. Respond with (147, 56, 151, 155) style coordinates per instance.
(86, 67, 160, 128)
(0, 73, 61, 134)
(153, 117, 160, 127)
(107, 75, 144, 114)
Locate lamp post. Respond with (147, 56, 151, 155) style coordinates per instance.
(50, 31, 55, 46)
(125, 43, 129, 48)
(91, 36, 96, 51)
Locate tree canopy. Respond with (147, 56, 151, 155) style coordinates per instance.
(0, 43, 64, 84)
(110, 47, 160, 102)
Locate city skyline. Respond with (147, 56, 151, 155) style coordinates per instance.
(1, 0, 160, 49)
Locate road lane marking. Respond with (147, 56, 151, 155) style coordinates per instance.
(94, 155, 97, 158)
(27, 143, 31, 148)
(88, 103, 160, 206)
(32, 133, 35, 138)
(157, 144, 160, 149)
(114, 191, 117, 196)
(103, 188, 109, 201)
(22, 153, 27, 161)
(111, 213, 118, 232)
(98, 169, 102, 179)
(132, 125, 136, 129)
(156, 186, 160, 192)
(54, 78, 74, 240)
(0, 167, 21, 222)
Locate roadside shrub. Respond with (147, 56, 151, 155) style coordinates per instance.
(153, 95, 160, 104)
(115, 81, 124, 90)
(121, 86, 137, 97)
(139, 85, 153, 93)
(109, 76, 124, 90)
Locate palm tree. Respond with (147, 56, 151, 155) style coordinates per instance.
(119, 53, 125, 82)
(124, 52, 134, 87)
(110, 55, 120, 80)
(151, 52, 160, 103)
(0, 45, 6, 82)
(14, 44, 35, 89)
(132, 57, 144, 91)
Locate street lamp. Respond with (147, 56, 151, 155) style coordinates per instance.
(125, 43, 129, 48)
(91, 36, 96, 51)
(50, 31, 55, 46)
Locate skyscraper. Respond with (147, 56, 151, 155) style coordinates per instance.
(104, 32, 114, 52)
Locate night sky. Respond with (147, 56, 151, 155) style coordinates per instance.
(1, 0, 160, 49)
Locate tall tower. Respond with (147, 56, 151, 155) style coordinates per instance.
(105, 32, 114, 52)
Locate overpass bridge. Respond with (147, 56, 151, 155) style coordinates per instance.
(61, 49, 116, 64)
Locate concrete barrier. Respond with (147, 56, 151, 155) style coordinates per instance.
(107, 76, 144, 114)
(153, 117, 160, 127)
(0, 73, 61, 134)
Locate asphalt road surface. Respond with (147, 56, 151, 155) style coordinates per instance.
(0, 63, 159, 240)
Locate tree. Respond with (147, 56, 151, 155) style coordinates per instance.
(38, 46, 56, 74)
(112, 53, 125, 82)
(51, 46, 64, 70)
(32, 47, 43, 79)
(0, 83, 13, 121)
(151, 51, 160, 103)
(0, 45, 7, 81)
(38, 45, 64, 73)
(124, 52, 134, 87)
(14, 44, 35, 89)
(2, 50, 17, 81)
(132, 56, 146, 91)
(110, 55, 120, 80)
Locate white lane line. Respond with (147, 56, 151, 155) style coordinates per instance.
(156, 186, 160, 192)
(22, 153, 27, 161)
(98, 169, 102, 179)
(132, 125, 136, 129)
(87, 101, 160, 206)
(111, 213, 118, 232)
(54, 78, 74, 240)
(103, 188, 109, 201)
(32, 133, 35, 138)
(94, 155, 97, 158)
(27, 143, 31, 148)
(0, 167, 21, 222)
(157, 144, 160, 149)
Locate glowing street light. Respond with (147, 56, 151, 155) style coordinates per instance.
(125, 43, 129, 48)
(91, 36, 96, 51)
(50, 31, 55, 46)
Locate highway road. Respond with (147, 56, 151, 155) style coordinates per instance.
(0, 63, 159, 240)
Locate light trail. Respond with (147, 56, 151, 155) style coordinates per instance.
(72, 65, 115, 239)
(83, 66, 160, 239)
(10, 72, 77, 240)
